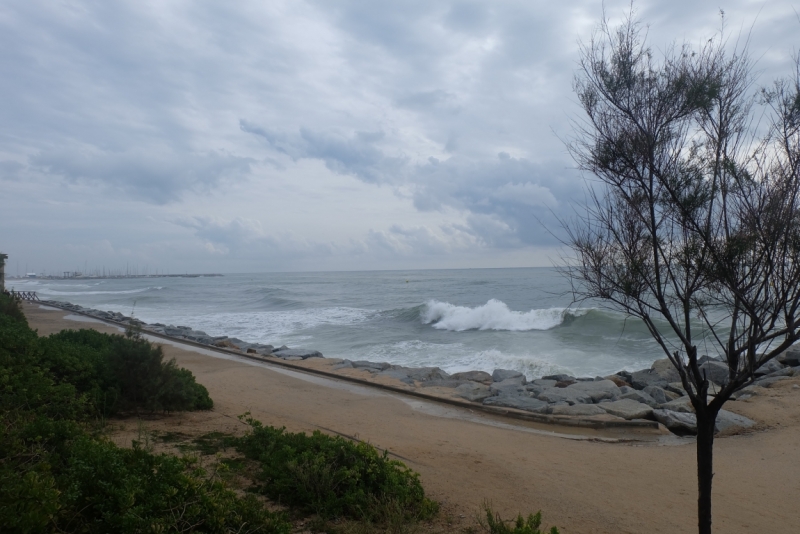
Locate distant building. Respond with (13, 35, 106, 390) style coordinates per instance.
(0, 253, 7, 291)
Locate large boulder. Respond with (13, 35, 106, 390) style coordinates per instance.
(455, 382, 493, 402)
(565, 380, 620, 402)
(652, 409, 697, 434)
(542, 374, 575, 382)
(531, 379, 558, 388)
(273, 348, 323, 360)
(620, 390, 658, 408)
(753, 375, 791, 388)
(489, 382, 527, 397)
(492, 369, 526, 384)
(777, 347, 800, 367)
(536, 388, 593, 405)
(754, 359, 784, 377)
(698, 361, 731, 385)
(451, 370, 493, 385)
(551, 404, 608, 416)
(643, 385, 674, 404)
(599, 399, 654, 420)
(483, 396, 549, 413)
(651, 358, 682, 382)
(715, 410, 756, 434)
(659, 396, 694, 413)
(630, 369, 668, 390)
(405, 367, 451, 382)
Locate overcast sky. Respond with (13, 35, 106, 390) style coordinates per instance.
(1, 0, 797, 275)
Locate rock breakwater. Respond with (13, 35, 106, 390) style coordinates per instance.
(43, 300, 800, 436)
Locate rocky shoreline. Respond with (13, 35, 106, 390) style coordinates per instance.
(45, 299, 800, 437)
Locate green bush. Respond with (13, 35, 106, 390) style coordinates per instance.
(234, 416, 439, 522)
(479, 502, 560, 534)
(43, 327, 212, 414)
(55, 437, 289, 534)
(0, 293, 289, 534)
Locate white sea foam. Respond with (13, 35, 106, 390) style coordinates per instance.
(422, 299, 586, 331)
(155, 306, 376, 343)
(37, 287, 162, 296)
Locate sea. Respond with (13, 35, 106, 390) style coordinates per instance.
(9, 268, 670, 379)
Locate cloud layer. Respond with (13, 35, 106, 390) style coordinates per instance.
(1, 0, 798, 273)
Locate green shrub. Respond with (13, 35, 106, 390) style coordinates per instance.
(0, 293, 288, 534)
(55, 437, 290, 534)
(44, 328, 212, 414)
(234, 416, 439, 522)
(479, 502, 560, 534)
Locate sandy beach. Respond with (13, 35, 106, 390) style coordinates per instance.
(23, 302, 800, 533)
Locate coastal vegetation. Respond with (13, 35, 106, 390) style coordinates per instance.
(565, 9, 800, 534)
(0, 293, 460, 533)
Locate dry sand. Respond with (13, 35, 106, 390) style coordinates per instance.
(23, 303, 800, 533)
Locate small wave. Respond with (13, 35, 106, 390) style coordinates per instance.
(37, 287, 163, 296)
(422, 299, 589, 331)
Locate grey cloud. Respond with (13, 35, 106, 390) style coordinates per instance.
(31, 147, 253, 204)
(241, 120, 407, 184)
(242, 120, 578, 246)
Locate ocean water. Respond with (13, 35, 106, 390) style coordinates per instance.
(10, 268, 670, 378)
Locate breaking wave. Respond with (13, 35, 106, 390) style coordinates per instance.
(422, 299, 590, 331)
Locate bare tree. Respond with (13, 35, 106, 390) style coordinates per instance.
(564, 12, 800, 534)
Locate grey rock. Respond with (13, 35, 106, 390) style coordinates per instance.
(630, 369, 668, 390)
(652, 409, 697, 434)
(698, 361, 730, 385)
(753, 375, 791, 388)
(281, 356, 303, 361)
(450, 371, 493, 385)
(643, 385, 673, 404)
(332, 361, 354, 371)
(456, 383, 493, 402)
(273, 348, 323, 359)
(651, 358, 681, 382)
(492, 369, 526, 384)
(490, 382, 527, 397)
(492, 375, 526, 387)
(665, 382, 688, 396)
(618, 385, 635, 394)
(524, 384, 546, 396)
(754, 359, 784, 377)
(542, 374, 575, 382)
(483, 396, 549, 413)
(715, 410, 756, 434)
(377, 369, 415, 384)
(659, 396, 695, 413)
(536, 387, 592, 405)
(697, 355, 723, 365)
(420, 379, 467, 388)
(620, 390, 658, 408)
(531, 379, 558, 388)
(551, 404, 608, 416)
(777, 347, 800, 367)
(405, 367, 451, 382)
(762, 367, 794, 379)
(730, 385, 759, 400)
(565, 380, 620, 402)
(352, 360, 391, 371)
(599, 399, 654, 420)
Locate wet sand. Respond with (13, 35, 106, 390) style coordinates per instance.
(24, 302, 800, 533)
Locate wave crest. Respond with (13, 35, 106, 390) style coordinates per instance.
(422, 299, 588, 331)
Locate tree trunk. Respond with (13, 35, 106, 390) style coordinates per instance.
(696, 408, 716, 534)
